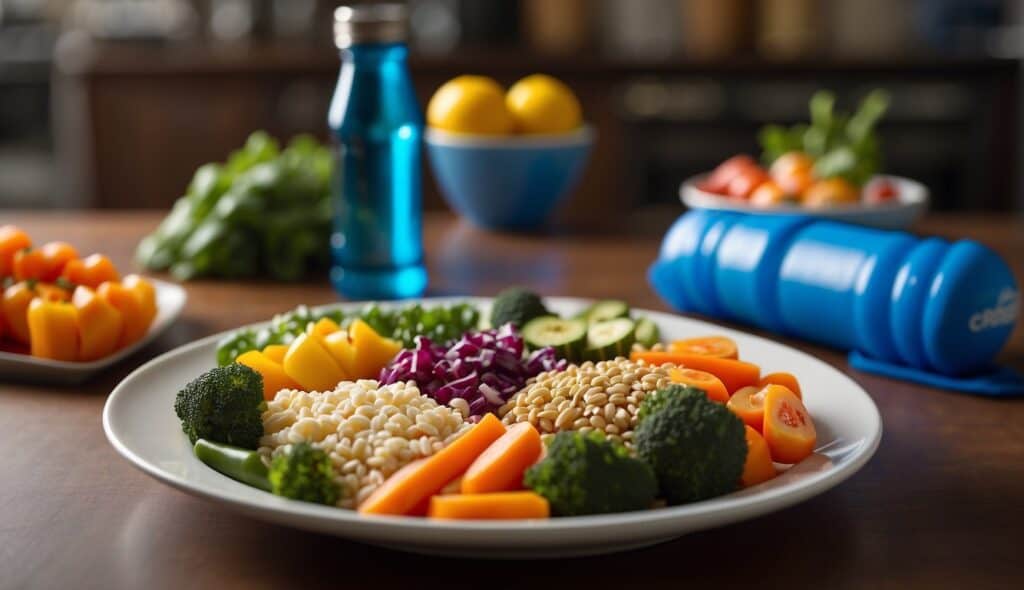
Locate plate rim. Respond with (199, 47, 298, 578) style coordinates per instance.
(102, 296, 882, 534)
(680, 173, 929, 216)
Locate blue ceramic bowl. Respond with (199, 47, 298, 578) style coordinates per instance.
(425, 126, 594, 230)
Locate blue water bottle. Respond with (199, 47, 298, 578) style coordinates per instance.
(328, 4, 427, 299)
(649, 211, 1021, 395)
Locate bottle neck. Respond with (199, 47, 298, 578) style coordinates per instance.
(340, 42, 409, 66)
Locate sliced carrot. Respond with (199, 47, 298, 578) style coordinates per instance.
(359, 414, 506, 515)
(758, 371, 802, 399)
(262, 344, 288, 364)
(669, 367, 730, 403)
(727, 386, 766, 431)
(428, 491, 550, 520)
(762, 385, 816, 464)
(462, 422, 542, 494)
(669, 335, 738, 359)
(631, 350, 760, 393)
(741, 425, 776, 487)
(237, 350, 303, 400)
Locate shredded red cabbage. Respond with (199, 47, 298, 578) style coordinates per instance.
(378, 324, 566, 417)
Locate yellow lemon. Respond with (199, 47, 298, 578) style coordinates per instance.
(426, 75, 513, 135)
(505, 74, 582, 134)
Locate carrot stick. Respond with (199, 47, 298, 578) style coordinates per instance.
(428, 492, 550, 520)
(461, 422, 542, 494)
(358, 414, 506, 515)
(669, 367, 730, 403)
(631, 350, 760, 393)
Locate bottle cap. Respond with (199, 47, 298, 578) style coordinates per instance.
(334, 4, 408, 48)
(922, 241, 1019, 375)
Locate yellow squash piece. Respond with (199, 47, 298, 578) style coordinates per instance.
(307, 317, 341, 338)
(237, 349, 303, 400)
(283, 332, 348, 391)
(322, 331, 358, 376)
(262, 344, 288, 364)
(27, 298, 78, 361)
(72, 286, 123, 361)
(348, 319, 403, 379)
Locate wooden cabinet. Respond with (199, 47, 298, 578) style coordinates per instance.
(54, 39, 1019, 215)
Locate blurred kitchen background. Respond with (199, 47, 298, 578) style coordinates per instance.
(2, 0, 1023, 218)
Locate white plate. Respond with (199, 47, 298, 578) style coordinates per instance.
(1, 278, 187, 385)
(103, 297, 881, 558)
(681, 174, 928, 230)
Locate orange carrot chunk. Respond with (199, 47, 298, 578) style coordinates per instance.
(740, 425, 776, 487)
(428, 492, 550, 520)
(359, 414, 506, 515)
(762, 385, 816, 464)
(462, 422, 543, 494)
(631, 350, 760, 393)
(669, 335, 738, 359)
(758, 371, 802, 399)
(669, 367, 730, 403)
(727, 386, 767, 432)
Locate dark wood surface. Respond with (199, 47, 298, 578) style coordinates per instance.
(2, 209, 1022, 589)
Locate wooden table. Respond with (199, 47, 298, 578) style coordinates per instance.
(2, 210, 1022, 589)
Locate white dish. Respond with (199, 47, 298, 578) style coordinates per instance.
(1, 278, 187, 385)
(103, 297, 881, 558)
(681, 174, 928, 230)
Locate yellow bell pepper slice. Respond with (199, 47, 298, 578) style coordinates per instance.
(307, 317, 341, 338)
(322, 331, 358, 377)
(237, 349, 303, 400)
(72, 286, 123, 362)
(283, 332, 347, 391)
(349, 319, 403, 379)
(27, 298, 78, 361)
(262, 344, 289, 364)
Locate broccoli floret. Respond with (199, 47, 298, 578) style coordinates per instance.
(524, 431, 657, 516)
(634, 385, 747, 505)
(268, 442, 340, 505)
(490, 287, 550, 329)
(174, 363, 265, 449)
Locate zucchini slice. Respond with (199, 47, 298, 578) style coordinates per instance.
(578, 300, 630, 325)
(522, 316, 588, 361)
(586, 317, 636, 361)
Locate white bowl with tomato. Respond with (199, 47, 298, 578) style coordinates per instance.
(681, 154, 929, 230)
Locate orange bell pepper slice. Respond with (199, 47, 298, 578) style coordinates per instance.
(0, 225, 32, 278)
(72, 286, 124, 361)
(2, 281, 36, 344)
(97, 281, 148, 348)
(62, 254, 121, 289)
